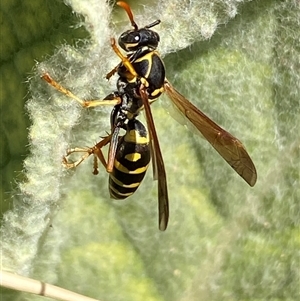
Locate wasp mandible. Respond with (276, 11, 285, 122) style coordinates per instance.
(42, 1, 257, 231)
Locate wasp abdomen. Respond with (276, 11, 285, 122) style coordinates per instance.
(109, 119, 150, 199)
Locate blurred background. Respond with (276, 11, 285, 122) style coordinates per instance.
(0, 0, 87, 217)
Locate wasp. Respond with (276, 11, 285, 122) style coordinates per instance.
(42, 1, 257, 231)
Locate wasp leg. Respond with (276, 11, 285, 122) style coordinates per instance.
(63, 147, 94, 169)
(93, 135, 112, 173)
(41, 73, 121, 107)
(109, 38, 152, 89)
(105, 62, 122, 80)
(110, 38, 138, 79)
(63, 135, 112, 175)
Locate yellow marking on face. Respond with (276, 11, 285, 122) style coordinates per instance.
(124, 42, 139, 49)
(125, 152, 141, 162)
(124, 129, 150, 144)
(110, 174, 140, 188)
(114, 160, 149, 174)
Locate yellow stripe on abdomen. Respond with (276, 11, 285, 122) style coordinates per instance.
(110, 174, 141, 188)
(109, 185, 134, 198)
(124, 129, 150, 144)
(114, 160, 149, 174)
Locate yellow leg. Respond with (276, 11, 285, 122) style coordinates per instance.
(105, 62, 121, 80)
(63, 135, 112, 175)
(63, 148, 94, 169)
(41, 73, 121, 107)
(110, 38, 138, 79)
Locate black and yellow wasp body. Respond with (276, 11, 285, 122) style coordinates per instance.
(109, 19, 166, 104)
(103, 81, 152, 199)
(42, 1, 257, 231)
(109, 117, 150, 199)
(117, 49, 165, 101)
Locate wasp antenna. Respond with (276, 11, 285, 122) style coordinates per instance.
(117, 1, 138, 30)
(145, 20, 161, 29)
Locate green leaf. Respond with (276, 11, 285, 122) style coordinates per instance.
(1, 0, 299, 300)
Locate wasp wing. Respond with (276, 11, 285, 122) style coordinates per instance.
(139, 86, 169, 231)
(164, 80, 257, 187)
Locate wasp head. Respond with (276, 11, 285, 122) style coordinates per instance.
(117, 1, 160, 52)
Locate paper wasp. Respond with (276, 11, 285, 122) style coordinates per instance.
(42, 1, 257, 231)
